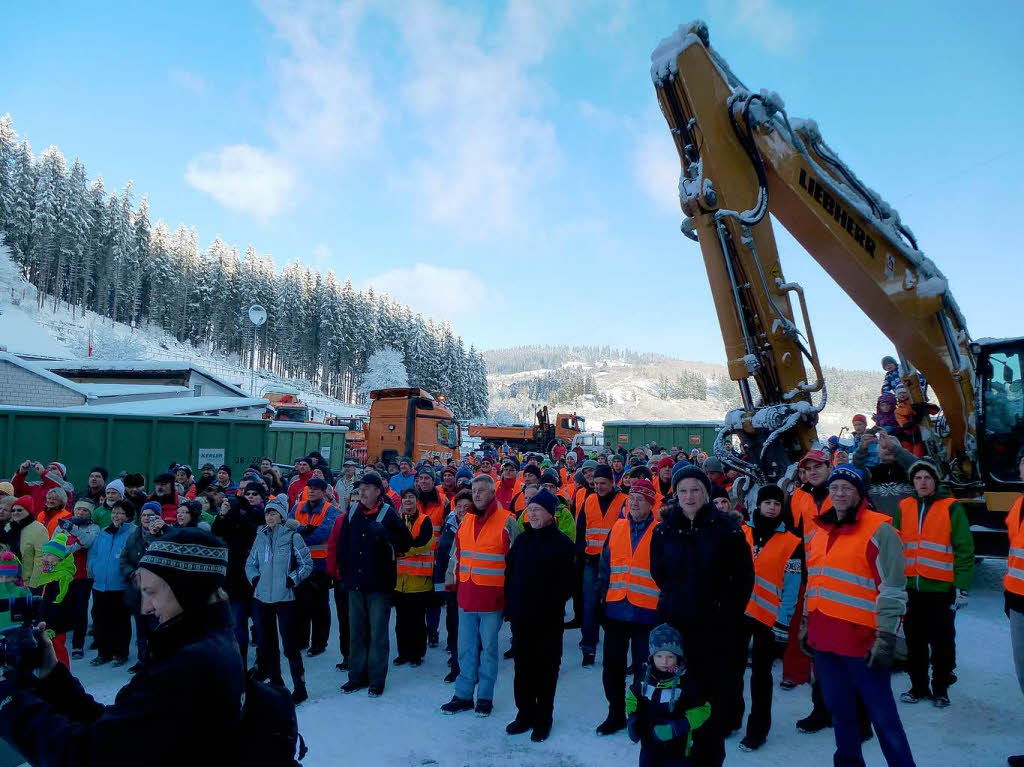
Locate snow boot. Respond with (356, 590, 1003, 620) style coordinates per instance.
(393, 655, 410, 666)
(336, 657, 349, 671)
(441, 696, 474, 715)
(795, 708, 831, 733)
(739, 734, 766, 752)
(443, 667, 459, 684)
(368, 685, 384, 697)
(531, 722, 552, 742)
(506, 718, 532, 735)
(291, 681, 308, 705)
(342, 679, 368, 694)
(899, 687, 930, 704)
(932, 693, 950, 709)
(475, 699, 493, 717)
(596, 712, 627, 735)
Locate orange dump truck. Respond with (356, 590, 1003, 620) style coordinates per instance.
(468, 406, 584, 454)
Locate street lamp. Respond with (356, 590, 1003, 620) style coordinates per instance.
(248, 304, 267, 396)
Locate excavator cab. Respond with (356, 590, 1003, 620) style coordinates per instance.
(976, 337, 1024, 487)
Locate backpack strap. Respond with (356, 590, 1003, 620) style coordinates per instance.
(376, 504, 391, 524)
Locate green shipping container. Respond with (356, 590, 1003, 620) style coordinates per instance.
(603, 420, 724, 454)
(0, 407, 346, 493)
(266, 422, 348, 474)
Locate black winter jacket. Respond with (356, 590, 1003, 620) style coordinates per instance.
(650, 501, 753, 636)
(6, 600, 244, 767)
(334, 501, 412, 594)
(504, 522, 575, 627)
(211, 502, 263, 599)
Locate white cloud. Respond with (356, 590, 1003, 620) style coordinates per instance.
(365, 263, 491, 320)
(168, 67, 209, 96)
(311, 243, 333, 265)
(632, 130, 681, 214)
(712, 0, 813, 54)
(184, 145, 296, 217)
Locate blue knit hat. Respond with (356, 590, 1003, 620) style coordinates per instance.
(649, 623, 684, 661)
(827, 463, 866, 496)
(455, 467, 474, 485)
(528, 488, 559, 516)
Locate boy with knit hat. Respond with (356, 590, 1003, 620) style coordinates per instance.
(626, 623, 711, 766)
(0, 551, 30, 631)
(37, 532, 78, 668)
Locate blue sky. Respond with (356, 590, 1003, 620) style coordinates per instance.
(3, 0, 1022, 371)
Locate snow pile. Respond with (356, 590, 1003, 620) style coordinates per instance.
(650, 20, 706, 82)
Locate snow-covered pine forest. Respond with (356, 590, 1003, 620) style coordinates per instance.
(0, 115, 488, 416)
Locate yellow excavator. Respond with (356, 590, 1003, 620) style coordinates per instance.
(651, 20, 1023, 555)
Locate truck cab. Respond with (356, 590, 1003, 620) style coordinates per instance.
(366, 387, 461, 464)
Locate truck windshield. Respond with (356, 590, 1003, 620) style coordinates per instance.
(982, 346, 1024, 483)
(437, 420, 458, 448)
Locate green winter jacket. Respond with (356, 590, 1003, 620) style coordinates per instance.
(518, 500, 577, 543)
(892, 488, 974, 593)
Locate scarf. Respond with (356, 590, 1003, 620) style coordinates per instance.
(37, 555, 77, 604)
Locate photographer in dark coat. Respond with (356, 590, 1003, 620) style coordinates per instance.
(650, 465, 753, 767)
(0, 527, 244, 767)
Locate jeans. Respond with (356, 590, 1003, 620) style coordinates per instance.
(814, 650, 916, 767)
(580, 557, 601, 654)
(68, 579, 93, 651)
(334, 583, 350, 660)
(455, 609, 502, 702)
(426, 594, 441, 640)
(348, 591, 392, 688)
(256, 600, 304, 689)
(230, 597, 260, 664)
(444, 592, 459, 657)
(295, 569, 332, 651)
(393, 591, 428, 662)
(512, 622, 563, 726)
(601, 618, 651, 716)
(92, 589, 131, 659)
(1010, 607, 1024, 697)
(904, 589, 956, 695)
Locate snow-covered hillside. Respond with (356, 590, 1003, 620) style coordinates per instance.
(0, 249, 363, 418)
(486, 352, 879, 438)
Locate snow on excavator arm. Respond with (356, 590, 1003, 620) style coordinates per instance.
(650, 21, 977, 483)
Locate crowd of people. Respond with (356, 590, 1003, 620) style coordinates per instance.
(0, 385, 1022, 766)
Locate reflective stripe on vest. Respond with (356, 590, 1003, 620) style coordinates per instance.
(805, 509, 889, 629)
(605, 516, 660, 610)
(294, 501, 333, 559)
(419, 499, 446, 553)
(791, 487, 831, 547)
(583, 493, 628, 556)
(897, 497, 956, 582)
(397, 514, 434, 576)
(745, 530, 801, 627)
(456, 508, 511, 587)
(1005, 497, 1024, 597)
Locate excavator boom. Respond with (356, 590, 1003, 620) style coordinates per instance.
(650, 22, 978, 484)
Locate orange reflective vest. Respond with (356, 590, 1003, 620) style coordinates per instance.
(38, 508, 71, 537)
(896, 497, 956, 582)
(397, 514, 435, 577)
(457, 508, 511, 587)
(806, 509, 889, 629)
(605, 516, 659, 610)
(293, 500, 334, 559)
(573, 486, 590, 519)
(1005, 497, 1024, 597)
(791, 487, 831, 544)
(418, 497, 447, 553)
(583, 492, 629, 556)
(745, 529, 801, 627)
(506, 491, 528, 516)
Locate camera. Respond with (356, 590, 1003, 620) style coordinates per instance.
(0, 596, 46, 676)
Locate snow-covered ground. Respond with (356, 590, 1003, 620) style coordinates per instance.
(66, 559, 1023, 766)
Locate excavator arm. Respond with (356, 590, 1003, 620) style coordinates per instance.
(650, 21, 977, 484)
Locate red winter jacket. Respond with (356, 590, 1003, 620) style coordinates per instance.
(288, 471, 313, 509)
(12, 470, 67, 516)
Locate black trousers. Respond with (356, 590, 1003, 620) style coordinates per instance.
(393, 591, 428, 662)
(92, 589, 131, 659)
(294, 570, 332, 651)
(511, 622, 563, 726)
(904, 589, 956, 694)
(334, 582, 350, 660)
(257, 600, 304, 688)
(735, 616, 778, 740)
(444, 591, 459, 659)
(68, 579, 93, 651)
(602, 618, 651, 716)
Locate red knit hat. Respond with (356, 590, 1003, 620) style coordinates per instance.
(12, 495, 34, 514)
(852, 414, 867, 425)
(629, 479, 657, 506)
(657, 456, 675, 470)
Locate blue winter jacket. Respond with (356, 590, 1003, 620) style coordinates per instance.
(88, 522, 137, 592)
